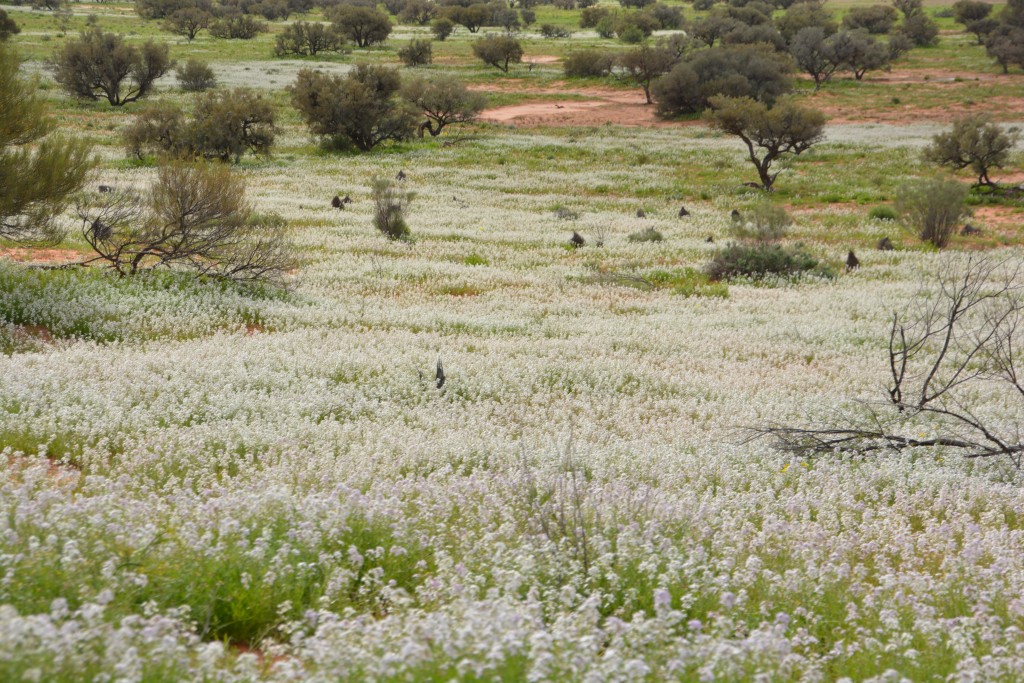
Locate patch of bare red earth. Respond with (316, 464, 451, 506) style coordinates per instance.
(0, 246, 82, 265)
(475, 82, 689, 128)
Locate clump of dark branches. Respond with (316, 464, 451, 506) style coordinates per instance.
(752, 256, 1024, 468)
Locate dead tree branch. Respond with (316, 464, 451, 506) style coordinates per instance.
(754, 256, 1024, 468)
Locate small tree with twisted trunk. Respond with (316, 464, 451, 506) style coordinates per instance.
(706, 96, 826, 192)
(290, 65, 419, 152)
(923, 115, 1020, 188)
(163, 8, 211, 42)
(617, 44, 676, 104)
(402, 75, 486, 137)
(472, 35, 523, 72)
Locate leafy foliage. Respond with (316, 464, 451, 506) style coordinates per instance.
(397, 38, 432, 66)
(472, 35, 523, 72)
(895, 178, 968, 248)
(50, 28, 173, 106)
(208, 12, 267, 39)
(274, 21, 347, 57)
(0, 45, 94, 243)
(923, 115, 1020, 187)
(371, 176, 413, 240)
(653, 45, 793, 117)
(175, 58, 217, 92)
(706, 242, 828, 281)
(125, 89, 276, 162)
(401, 75, 486, 137)
(162, 7, 211, 41)
(290, 64, 418, 152)
(328, 5, 392, 47)
(0, 9, 21, 40)
(706, 96, 826, 191)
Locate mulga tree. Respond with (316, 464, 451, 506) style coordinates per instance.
(829, 29, 891, 80)
(706, 95, 826, 191)
(290, 64, 419, 152)
(327, 5, 392, 47)
(618, 43, 677, 104)
(789, 26, 842, 89)
(923, 115, 1020, 187)
(1, 45, 94, 243)
(402, 74, 487, 137)
(472, 34, 523, 72)
(50, 28, 173, 106)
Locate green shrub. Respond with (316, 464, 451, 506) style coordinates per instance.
(706, 243, 831, 281)
(539, 23, 572, 38)
(175, 58, 216, 92)
(372, 176, 413, 240)
(647, 268, 728, 298)
(627, 226, 663, 242)
(895, 178, 968, 248)
(398, 38, 432, 66)
(869, 205, 899, 221)
(563, 49, 615, 77)
(431, 17, 454, 40)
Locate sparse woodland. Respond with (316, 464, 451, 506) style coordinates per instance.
(2, 0, 1024, 679)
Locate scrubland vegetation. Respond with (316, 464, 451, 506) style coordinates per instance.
(2, 0, 1024, 678)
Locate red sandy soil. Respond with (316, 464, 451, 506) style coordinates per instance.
(0, 247, 82, 265)
(476, 83, 685, 128)
(974, 206, 1024, 234)
(476, 67, 1024, 128)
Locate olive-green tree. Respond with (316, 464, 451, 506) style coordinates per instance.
(401, 75, 487, 137)
(706, 96, 826, 191)
(124, 88, 276, 162)
(1, 45, 94, 243)
(472, 35, 523, 72)
(290, 65, 418, 152)
(50, 28, 172, 106)
(923, 115, 1020, 187)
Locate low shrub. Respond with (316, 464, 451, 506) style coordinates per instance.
(563, 49, 615, 77)
(895, 178, 968, 248)
(706, 243, 832, 281)
(627, 227, 664, 242)
(869, 205, 899, 221)
(372, 176, 413, 240)
(539, 24, 572, 38)
(398, 38, 432, 66)
(175, 59, 216, 92)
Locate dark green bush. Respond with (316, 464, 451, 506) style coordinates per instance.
(563, 49, 615, 77)
(627, 226, 663, 242)
(706, 243, 830, 281)
(176, 58, 216, 91)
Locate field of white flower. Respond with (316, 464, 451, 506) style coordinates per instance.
(4, 81, 1024, 681)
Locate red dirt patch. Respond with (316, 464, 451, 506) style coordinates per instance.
(973, 206, 1024, 239)
(477, 84, 684, 128)
(0, 247, 82, 265)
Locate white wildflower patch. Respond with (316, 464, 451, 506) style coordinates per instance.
(1, 121, 1024, 682)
